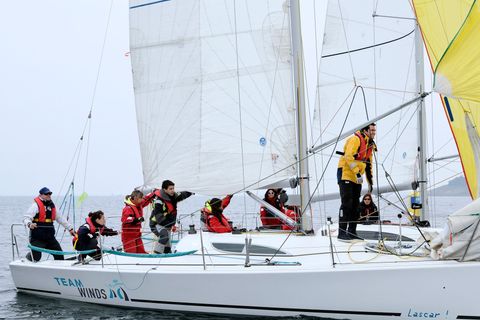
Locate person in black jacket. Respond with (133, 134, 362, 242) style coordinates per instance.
(358, 193, 379, 224)
(149, 180, 193, 254)
(75, 210, 118, 261)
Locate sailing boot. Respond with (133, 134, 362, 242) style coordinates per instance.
(348, 223, 363, 240)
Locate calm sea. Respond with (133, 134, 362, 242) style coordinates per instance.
(0, 195, 471, 319)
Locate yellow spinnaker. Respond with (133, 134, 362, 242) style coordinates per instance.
(413, 0, 480, 199)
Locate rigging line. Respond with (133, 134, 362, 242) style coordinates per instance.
(312, 0, 327, 226)
(358, 86, 369, 120)
(336, 0, 357, 85)
(380, 102, 420, 165)
(388, 39, 416, 174)
(233, 0, 248, 229)
(372, 118, 385, 241)
(372, 3, 377, 116)
(311, 86, 356, 148)
(432, 0, 452, 55)
(429, 88, 437, 226)
(129, 0, 172, 10)
(87, 0, 113, 118)
(354, 85, 418, 95)
(430, 158, 462, 175)
(257, 7, 289, 184)
(58, 0, 114, 211)
(208, 2, 280, 109)
(147, 4, 191, 145)
(429, 137, 454, 158)
(321, 29, 415, 59)
(382, 166, 431, 246)
(81, 116, 92, 214)
(268, 85, 361, 262)
(56, 139, 83, 200)
(426, 171, 463, 191)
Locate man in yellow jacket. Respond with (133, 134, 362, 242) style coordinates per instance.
(337, 123, 376, 241)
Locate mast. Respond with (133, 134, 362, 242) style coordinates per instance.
(415, 21, 429, 221)
(290, 0, 313, 232)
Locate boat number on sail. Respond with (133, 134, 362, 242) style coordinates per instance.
(54, 277, 129, 302)
(406, 308, 447, 318)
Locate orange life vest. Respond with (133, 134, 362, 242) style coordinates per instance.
(354, 132, 373, 161)
(33, 196, 56, 223)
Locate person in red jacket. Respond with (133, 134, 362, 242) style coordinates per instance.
(260, 188, 296, 230)
(201, 195, 233, 233)
(121, 189, 155, 253)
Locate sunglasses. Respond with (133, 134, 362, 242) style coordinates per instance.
(364, 198, 371, 201)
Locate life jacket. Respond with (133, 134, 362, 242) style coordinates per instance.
(200, 201, 212, 226)
(72, 217, 104, 249)
(125, 198, 142, 220)
(33, 196, 56, 223)
(354, 131, 373, 161)
(153, 190, 176, 214)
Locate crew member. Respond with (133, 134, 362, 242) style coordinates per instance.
(74, 210, 118, 261)
(201, 195, 233, 233)
(337, 123, 376, 241)
(260, 188, 296, 230)
(149, 180, 193, 254)
(121, 189, 155, 253)
(23, 187, 75, 261)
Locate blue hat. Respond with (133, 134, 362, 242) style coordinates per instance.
(39, 187, 52, 195)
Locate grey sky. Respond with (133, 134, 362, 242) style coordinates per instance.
(0, 0, 461, 197)
(1, 1, 141, 196)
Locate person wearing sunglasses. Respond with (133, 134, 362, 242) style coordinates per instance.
(260, 188, 296, 230)
(358, 193, 379, 224)
(23, 187, 76, 261)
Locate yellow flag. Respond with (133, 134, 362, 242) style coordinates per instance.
(78, 192, 89, 206)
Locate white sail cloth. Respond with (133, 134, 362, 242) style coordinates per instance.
(429, 198, 480, 261)
(129, 0, 297, 195)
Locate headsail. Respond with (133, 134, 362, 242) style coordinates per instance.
(413, 0, 480, 199)
(129, 0, 297, 195)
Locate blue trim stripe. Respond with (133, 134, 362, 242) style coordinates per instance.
(444, 97, 455, 122)
(130, 0, 171, 9)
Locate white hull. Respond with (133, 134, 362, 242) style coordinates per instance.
(10, 226, 480, 319)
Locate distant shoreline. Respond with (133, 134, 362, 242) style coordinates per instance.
(431, 176, 469, 197)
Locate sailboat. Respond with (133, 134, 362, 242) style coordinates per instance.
(9, 0, 480, 319)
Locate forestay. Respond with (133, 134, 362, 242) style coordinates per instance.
(129, 0, 297, 195)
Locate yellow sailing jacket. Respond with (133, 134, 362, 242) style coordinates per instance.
(337, 131, 374, 185)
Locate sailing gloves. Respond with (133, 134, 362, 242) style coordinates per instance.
(133, 217, 145, 223)
(355, 173, 363, 184)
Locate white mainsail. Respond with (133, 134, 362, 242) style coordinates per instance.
(130, 0, 297, 195)
(311, 0, 420, 193)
